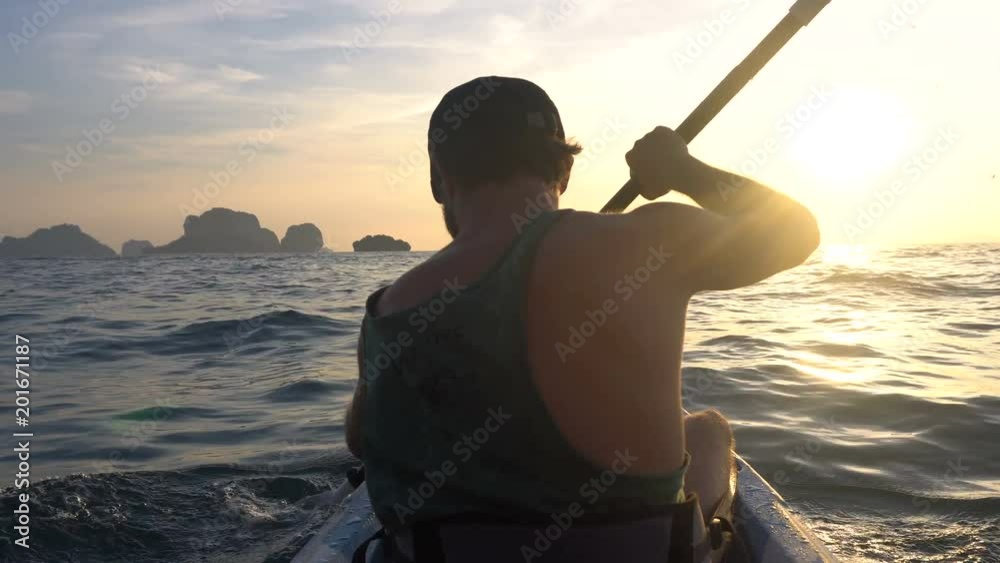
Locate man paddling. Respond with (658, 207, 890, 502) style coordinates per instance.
(346, 76, 819, 560)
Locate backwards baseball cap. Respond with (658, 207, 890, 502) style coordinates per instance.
(428, 76, 569, 202)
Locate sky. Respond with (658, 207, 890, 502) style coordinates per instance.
(1, 0, 997, 251)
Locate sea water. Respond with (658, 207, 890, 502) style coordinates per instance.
(0, 245, 997, 562)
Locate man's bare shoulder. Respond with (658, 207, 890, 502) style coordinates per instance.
(540, 204, 705, 283)
(553, 203, 707, 244)
(375, 238, 512, 316)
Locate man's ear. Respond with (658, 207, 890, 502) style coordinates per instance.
(431, 161, 444, 203)
(558, 168, 571, 195)
(559, 158, 574, 195)
(431, 172, 443, 204)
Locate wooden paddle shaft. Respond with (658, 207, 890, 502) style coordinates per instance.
(600, 0, 833, 214)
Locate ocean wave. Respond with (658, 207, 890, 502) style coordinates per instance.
(947, 322, 1000, 332)
(788, 481, 1000, 518)
(829, 392, 981, 424)
(819, 271, 956, 296)
(0, 311, 43, 323)
(0, 462, 347, 563)
(48, 310, 356, 360)
(156, 427, 280, 446)
(820, 270, 1000, 299)
(263, 379, 346, 403)
(174, 309, 348, 336)
(802, 342, 887, 359)
(138, 310, 355, 356)
(699, 334, 786, 350)
(113, 405, 223, 421)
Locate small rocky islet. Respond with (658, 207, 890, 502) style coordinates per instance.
(351, 234, 412, 252)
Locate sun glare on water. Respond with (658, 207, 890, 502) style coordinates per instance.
(791, 353, 874, 385)
(822, 244, 871, 267)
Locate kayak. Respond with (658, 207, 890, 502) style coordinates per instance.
(292, 455, 837, 563)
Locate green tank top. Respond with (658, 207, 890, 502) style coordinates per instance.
(360, 210, 687, 530)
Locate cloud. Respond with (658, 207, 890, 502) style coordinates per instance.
(212, 0, 307, 21)
(0, 91, 32, 115)
(107, 0, 306, 27)
(109, 2, 216, 27)
(93, 59, 271, 105)
(239, 32, 462, 54)
(328, 0, 460, 16)
(219, 65, 263, 83)
(16, 144, 62, 156)
(42, 32, 104, 50)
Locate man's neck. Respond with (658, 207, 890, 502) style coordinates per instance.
(451, 177, 560, 243)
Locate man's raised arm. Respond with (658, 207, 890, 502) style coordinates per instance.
(625, 126, 820, 292)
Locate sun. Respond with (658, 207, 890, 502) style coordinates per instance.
(787, 88, 916, 188)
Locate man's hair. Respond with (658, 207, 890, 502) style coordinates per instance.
(433, 133, 582, 190)
(428, 76, 582, 198)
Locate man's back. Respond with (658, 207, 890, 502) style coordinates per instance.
(358, 207, 698, 528)
(525, 211, 690, 477)
(374, 209, 690, 480)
